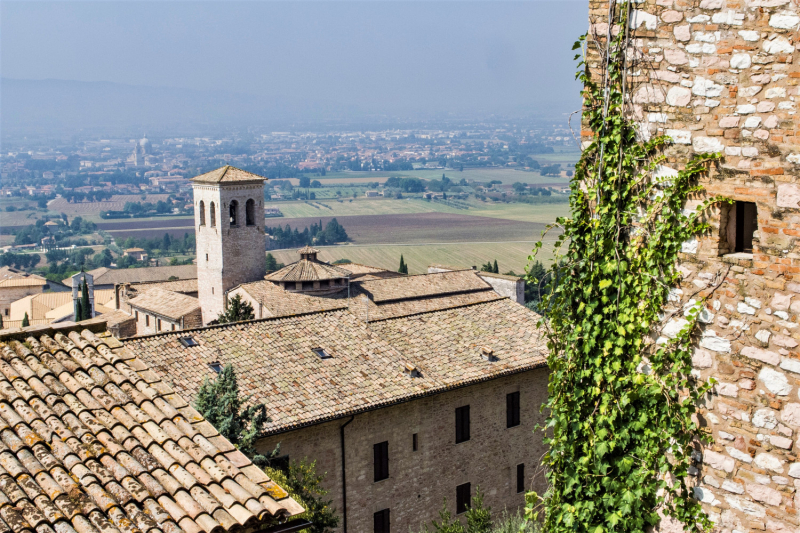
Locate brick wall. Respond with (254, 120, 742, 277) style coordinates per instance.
(194, 182, 266, 324)
(255, 369, 549, 533)
(588, 0, 799, 530)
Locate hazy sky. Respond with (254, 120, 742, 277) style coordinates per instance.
(2, 1, 588, 120)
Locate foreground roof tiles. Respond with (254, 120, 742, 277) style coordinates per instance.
(191, 167, 266, 185)
(0, 324, 302, 533)
(126, 298, 546, 435)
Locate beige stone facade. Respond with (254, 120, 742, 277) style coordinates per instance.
(255, 369, 549, 533)
(588, 0, 800, 530)
(194, 179, 267, 324)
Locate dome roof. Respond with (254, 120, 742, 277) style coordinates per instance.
(139, 136, 151, 147)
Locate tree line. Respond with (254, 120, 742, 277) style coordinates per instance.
(266, 219, 348, 249)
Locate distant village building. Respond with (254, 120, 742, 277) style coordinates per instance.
(365, 190, 380, 198)
(123, 247, 148, 262)
(0, 267, 49, 320)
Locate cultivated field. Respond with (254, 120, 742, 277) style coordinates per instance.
(48, 194, 171, 217)
(269, 240, 558, 276)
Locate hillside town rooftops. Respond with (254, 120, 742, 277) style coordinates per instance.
(234, 281, 349, 318)
(62, 265, 197, 287)
(191, 166, 267, 185)
(125, 297, 545, 436)
(0, 322, 303, 533)
(127, 287, 201, 321)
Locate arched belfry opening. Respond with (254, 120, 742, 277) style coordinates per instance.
(229, 200, 239, 226)
(246, 199, 256, 226)
(199, 201, 206, 226)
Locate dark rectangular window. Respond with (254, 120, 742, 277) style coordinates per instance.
(735, 201, 758, 253)
(507, 392, 520, 428)
(373, 508, 390, 533)
(517, 464, 525, 493)
(374, 441, 389, 482)
(456, 483, 471, 514)
(412, 433, 418, 452)
(455, 405, 470, 443)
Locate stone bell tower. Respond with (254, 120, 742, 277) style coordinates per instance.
(192, 166, 267, 324)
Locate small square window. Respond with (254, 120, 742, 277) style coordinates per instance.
(313, 347, 332, 359)
(179, 336, 198, 347)
(208, 362, 223, 373)
(507, 392, 520, 428)
(412, 433, 418, 452)
(456, 483, 471, 514)
(722, 201, 758, 254)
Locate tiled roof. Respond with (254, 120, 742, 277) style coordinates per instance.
(123, 280, 198, 295)
(10, 291, 115, 323)
(0, 323, 303, 533)
(127, 289, 200, 321)
(296, 246, 318, 256)
(338, 263, 389, 275)
(191, 167, 266, 185)
(264, 260, 350, 283)
(478, 272, 524, 282)
(0, 268, 47, 289)
(63, 267, 197, 287)
(234, 282, 348, 318)
(125, 299, 546, 436)
(348, 285, 503, 322)
(356, 270, 491, 303)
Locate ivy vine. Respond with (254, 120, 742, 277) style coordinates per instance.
(526, 4, 723, 532)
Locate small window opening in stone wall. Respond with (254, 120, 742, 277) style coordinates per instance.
(199, 201, 206, 226)
(721, 201, 758, 255)
(229, 200, 239, 226)
(245, 199, 255, 226)
(210, 202, 216, 227)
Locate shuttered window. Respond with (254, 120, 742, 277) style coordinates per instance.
(455, 406, 470, 443)
(373, 509, 390, 533)
(374, 441, 389, 482)
(456, 483, 471, 514)
(507, 392, 521, 428)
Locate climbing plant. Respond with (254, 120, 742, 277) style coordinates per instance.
(526, 4, 722, 533)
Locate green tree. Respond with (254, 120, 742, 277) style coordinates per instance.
(194, 364, 271, 465)
(265, 253, 282, 272)
(398, 255, 408, 275)
(0, 313, 4, 329)
(465, 487, 491, 533)
(163, 233, 171, 250)
(268, 460, 339, 533)
(74, 282, 83, 322)
(512, 182, 527, 194)
(425, 500, 464, 533)
(217, 294, 255, 324)
(80, 278, 91, 320)
(493, 260, 498, 274)
(21, 312, 29, 328)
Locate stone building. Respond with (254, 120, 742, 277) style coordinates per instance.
(588, 0, 800, 530)
(127, 287, 203, 334)
(126, 274, 548, 533)
(0, 267, 50, 323)
(193, 166, 267, 324)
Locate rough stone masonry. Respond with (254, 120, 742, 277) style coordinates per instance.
(586, 0, 799, 530)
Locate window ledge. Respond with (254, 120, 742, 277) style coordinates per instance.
(721, 252, 753, 267)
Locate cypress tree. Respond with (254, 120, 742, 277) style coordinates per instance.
(21, 312, 29, 328)
(398, 255, 408, 275)
(0, 313, 4, 329)
(493, 259, 499, 274)
(74, 280, 83, 322)
(80, 277, 91, 320)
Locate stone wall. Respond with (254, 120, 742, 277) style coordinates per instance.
(0, 286, 43, 319)
(587, 0, 799, 530)
(194, 182, 266, 324)
(255, 369, 549, 533)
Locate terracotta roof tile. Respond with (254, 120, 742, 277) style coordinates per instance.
(354, 269, 491, 303)
(234, 282, 349, 318)
(191, 167, 266, 185)
(125, 299, 545, 435)
(62, 266, 196, 287)
(0, 323, 303, 533)
(264, 260, 350, 283)
(127, 289, 200, 321)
